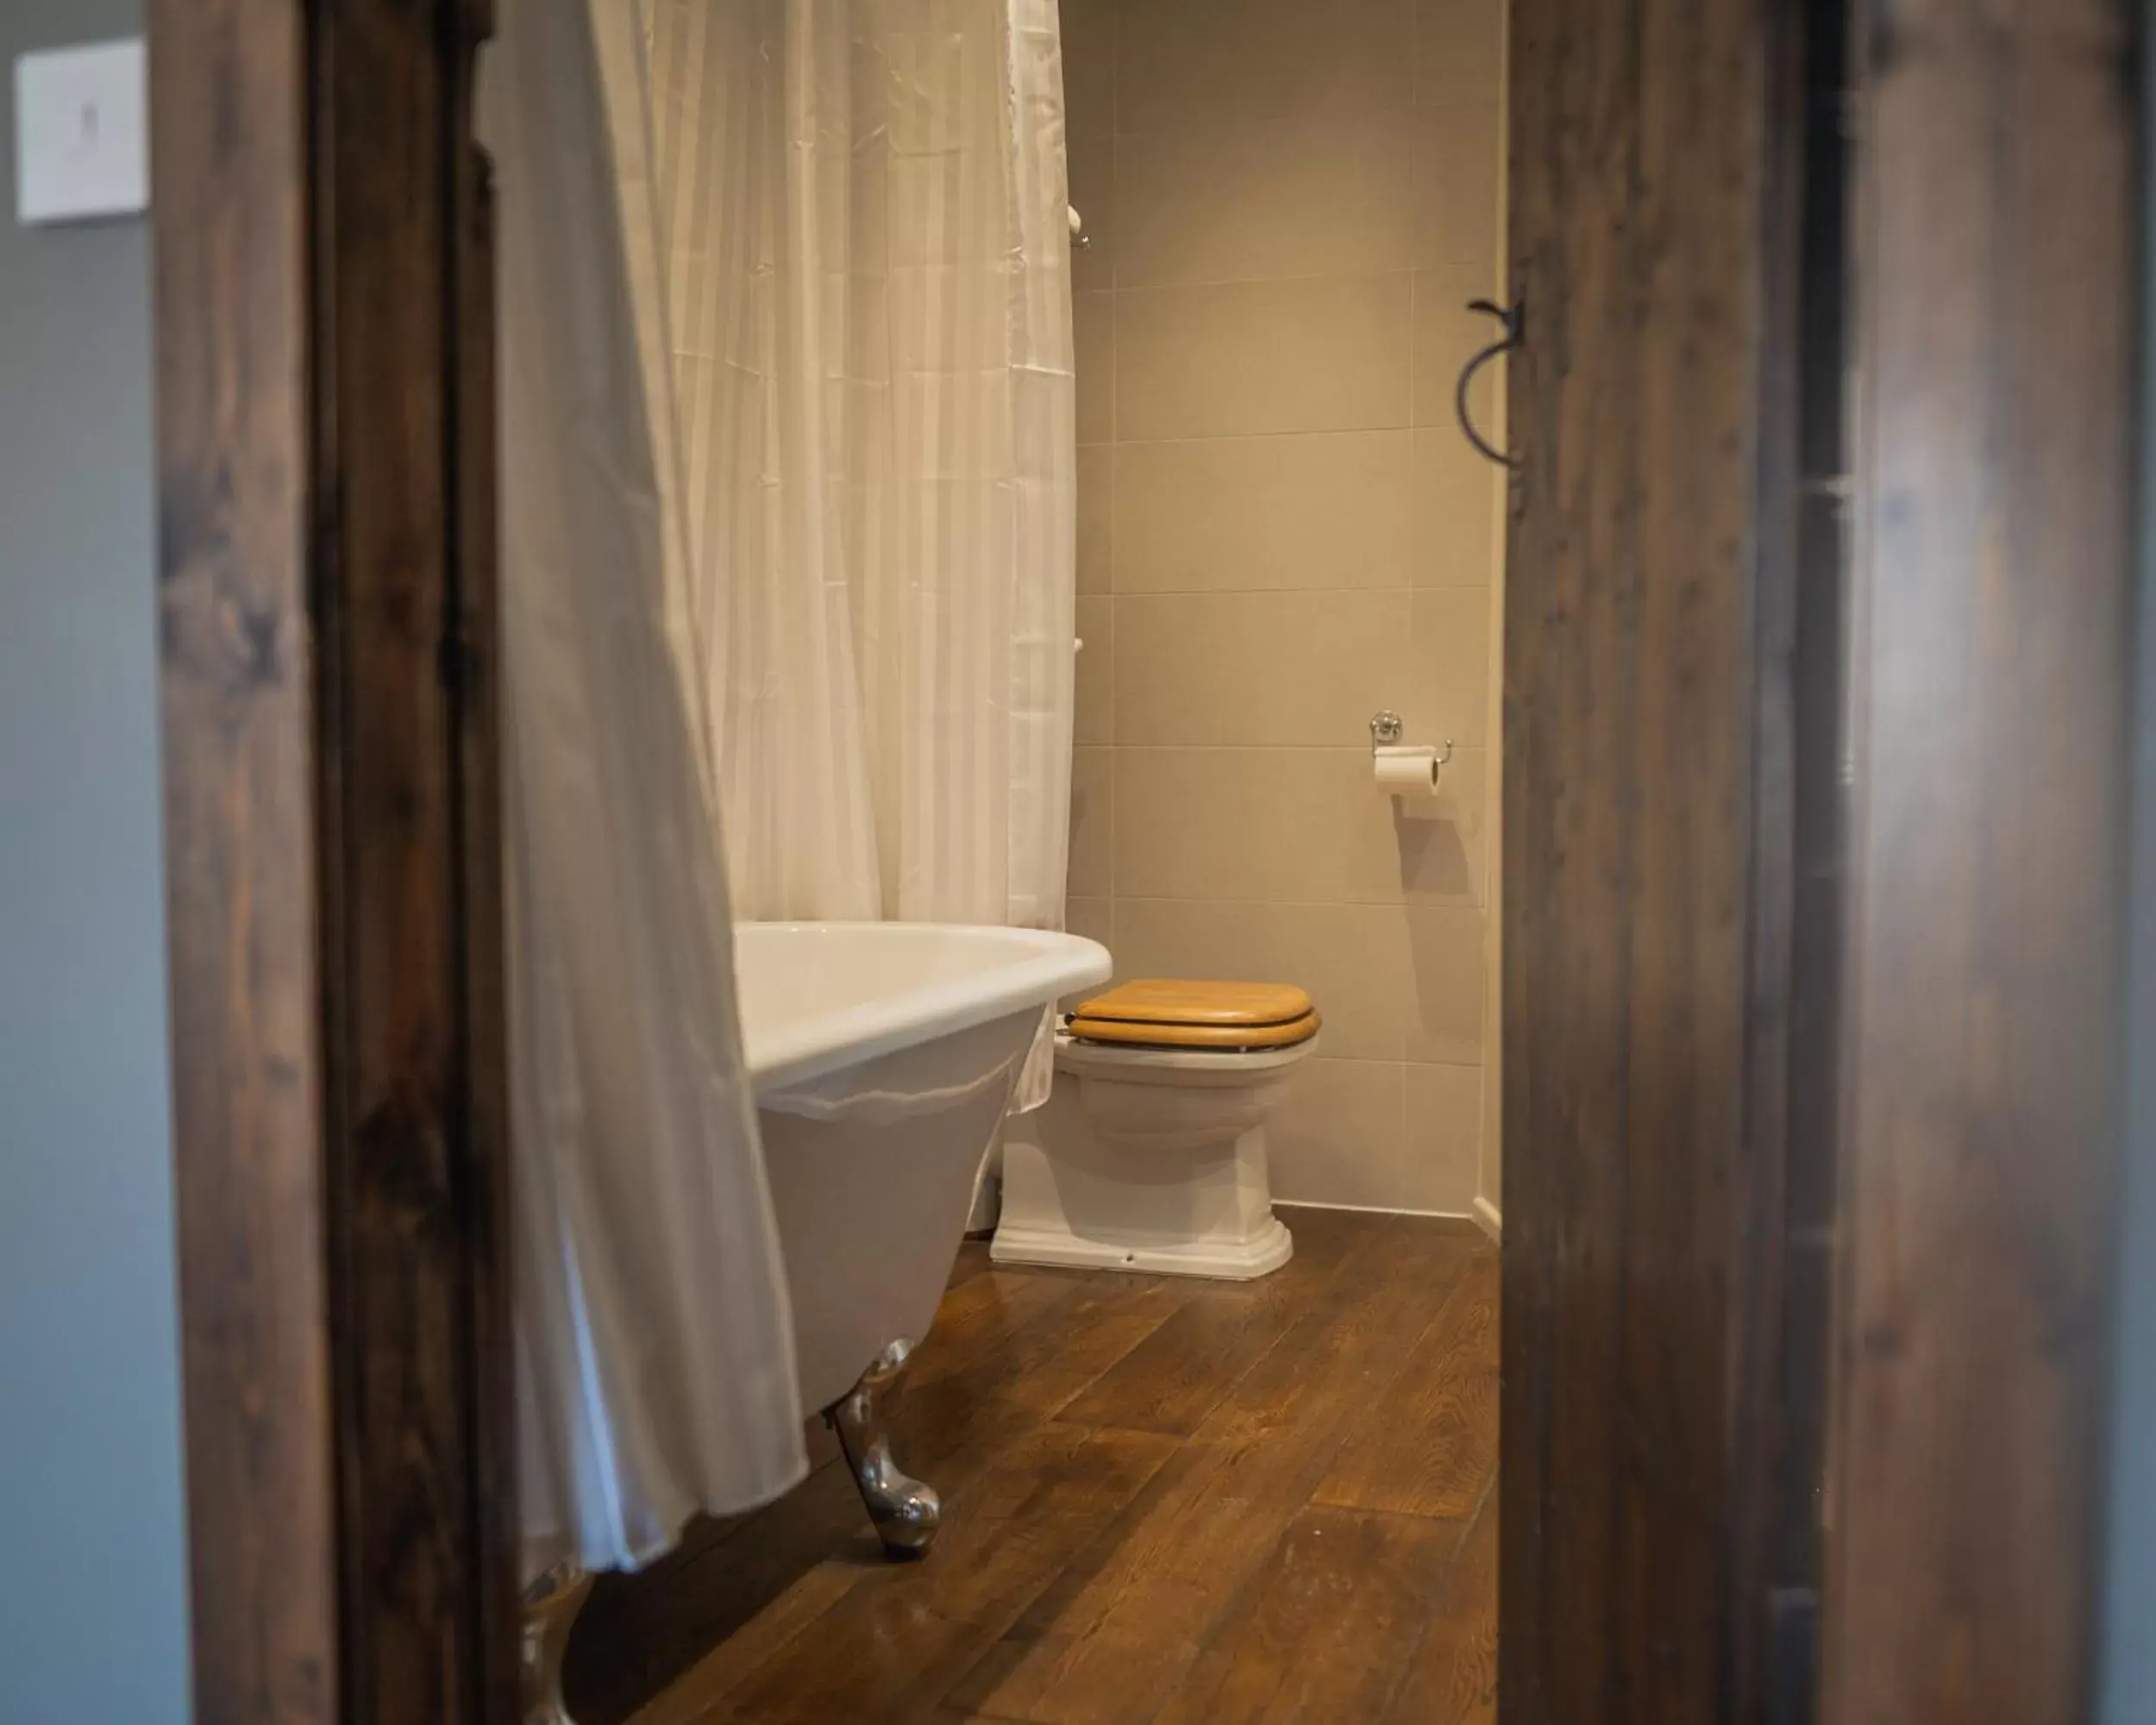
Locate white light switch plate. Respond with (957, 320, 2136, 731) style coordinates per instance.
(15, 39, 147, 225)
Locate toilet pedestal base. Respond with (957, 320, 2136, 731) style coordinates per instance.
(991, 1210, 1294, 1279)
(992, 1084, 1294, 1281)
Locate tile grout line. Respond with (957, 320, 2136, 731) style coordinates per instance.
(1084, 423, 1479, 448)
(1407, 0, 1422, 436)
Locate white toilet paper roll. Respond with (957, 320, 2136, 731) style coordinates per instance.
(1374, 743, 1442, 798)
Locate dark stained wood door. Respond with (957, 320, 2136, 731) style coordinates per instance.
(1499, 1, 1845, 1720)
(1504, 3, 2140, 1722)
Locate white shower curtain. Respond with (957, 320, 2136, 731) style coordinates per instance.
(489, 0, 808, 1579)
(490, 0, 1075, 1578)
(642, 0, 1081, 1108)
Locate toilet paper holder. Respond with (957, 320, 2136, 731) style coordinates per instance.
(1369, 710, 1452, 764)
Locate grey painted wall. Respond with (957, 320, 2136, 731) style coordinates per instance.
(0, 1, 192, 1718)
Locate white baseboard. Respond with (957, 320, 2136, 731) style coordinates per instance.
(1273, 1198, 1478, 1223)
(1471, 1195, 1502, 1242)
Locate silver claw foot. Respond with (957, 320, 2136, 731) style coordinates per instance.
(520, 1561, 594, 1725)
(825, 1338, 941, 1559)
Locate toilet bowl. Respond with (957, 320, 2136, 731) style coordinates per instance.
(990, 980, 1319, 1280)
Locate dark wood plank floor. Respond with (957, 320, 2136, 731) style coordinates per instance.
(563, 1208, 1497, 1725)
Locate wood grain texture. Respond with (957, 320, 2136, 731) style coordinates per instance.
(573, 1213, 1497, 1725)
(1056, 1204, 1363, 1437)
(1314, 1249, 1498, 1521)
(153, 4, 335, 1717)
(958, 1225, 1480, 1725)
(450, 0, 519, 1708)
(1753, 7, 1853, 1709)
(572, 1455, 881, 1725)
(1501, 0, 1821, 1720)
(316, 3, 509, 1716)
(154, 1, 511, 1717)
(568, 1261, 1193, 1722)
(1150, 1506, 1455, 1725)
(1502, 4, 1648, 1716)
(725, 1422, 1185, 1724)
(1386, 1493, 1498, 1725)
(1823, 5, 2137, 1722)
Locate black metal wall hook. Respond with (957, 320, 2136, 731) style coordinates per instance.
(1456, 298, 1521, 469)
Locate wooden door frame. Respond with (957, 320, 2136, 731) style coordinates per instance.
(152, 3, 513, 1721)
(1821, 6, 2137, 1719)
(1501, 3, 2137, 1723)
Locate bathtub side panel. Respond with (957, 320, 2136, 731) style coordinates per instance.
(758, 1013, 1037, 1411)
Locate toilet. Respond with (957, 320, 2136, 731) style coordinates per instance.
(991, 980, 1319, 1280)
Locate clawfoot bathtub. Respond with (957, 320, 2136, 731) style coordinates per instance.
(740, 921, 1111, 1552)
(523, 921, 1109, 1722)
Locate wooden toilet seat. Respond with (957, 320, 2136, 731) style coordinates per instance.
(1063, 979, 1321, 1051)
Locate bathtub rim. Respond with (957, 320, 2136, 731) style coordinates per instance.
(734, 920, 1111, 1097)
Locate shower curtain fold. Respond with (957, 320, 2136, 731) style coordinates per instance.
(490, 0, 808, 1581)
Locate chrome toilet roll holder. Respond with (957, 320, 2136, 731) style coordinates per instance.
(1369, 710, 1453, 764)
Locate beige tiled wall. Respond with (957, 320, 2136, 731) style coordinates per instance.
(1062, 0, 1507, 1216)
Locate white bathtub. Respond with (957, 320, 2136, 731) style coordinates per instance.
(733, 921, 1111, 1413)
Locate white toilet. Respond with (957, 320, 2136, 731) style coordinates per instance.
(991, 980, 1319, 1280)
